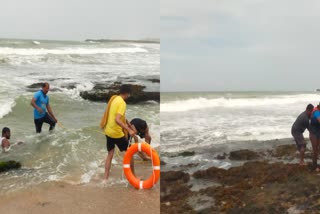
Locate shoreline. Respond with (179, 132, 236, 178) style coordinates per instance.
(0, 180, 160, 214)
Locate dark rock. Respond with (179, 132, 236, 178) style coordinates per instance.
(192, 161, 319, 212)
(272, 144, 297, 159)
(79, 83, 159, 103)
(193, 166, 226, 180)
(26, 83, 62, 92)
(216, 152, 227, 160)
(179, 163, 199, 168)
(60, 83, 77, 90)
(27, 83, 43, 89)
(160, 160, 166, 165)
(177, 151, 195, 157)
(229, 149, 260, 160)
(0, 160, 21, 172)
(85, 39, 160, 44)
(161, 171, 195, 213)
(161, 171, 190, 184)
(148, 79, 160, 83)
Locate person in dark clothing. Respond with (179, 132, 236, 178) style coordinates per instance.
(129, 118, 152, 160)
(291, 104, 314, 166)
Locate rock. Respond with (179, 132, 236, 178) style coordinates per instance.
(0, 160, 21, 172)
(216, 152, 227, 160)
(27, 83, 43, 89)
(161, 171, 195, 213)
(26, 83, 62, 92)
(229, 149, 260, 160)
(160, 160, 167, 166)
(272, 144, 297, 159)
(193, 166, 226, 180)
(85, 39, 160, 44)
(148, 79, 160, 83)
(192, 161, 320, 212)
(177, 151, 195, 157)
(59, 82, 77, 90)
(79, 83, 160, 103)
(161, 171, 190, 184)
(179, 163, 199, 168)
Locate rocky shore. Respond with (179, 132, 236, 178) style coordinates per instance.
(26, 76, 160, 103)
(79, 82, 160, 103)
(161, 142, 320, 214)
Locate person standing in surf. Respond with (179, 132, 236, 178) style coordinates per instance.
(100, 85, 135, 180)
(1, 127, 23, 152)
(291, 104, 313, 166)
(31, 82, 58, 133)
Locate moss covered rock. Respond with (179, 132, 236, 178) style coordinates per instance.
(0, 160, 21, 172)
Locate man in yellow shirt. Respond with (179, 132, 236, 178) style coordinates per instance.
(103, 85, 135, 180)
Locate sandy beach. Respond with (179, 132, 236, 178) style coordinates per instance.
(0, 151, 160, 214)
(0, 180, 160, 214)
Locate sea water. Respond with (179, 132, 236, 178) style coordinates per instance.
(161, 91, 320, 171)
(0, 38, 159, 194)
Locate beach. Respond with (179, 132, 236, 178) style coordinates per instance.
(0, 38, 160, 212)
(160, 92, 320, 213)
(0, 181, 160, 214)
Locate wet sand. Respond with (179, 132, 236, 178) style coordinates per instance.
(0, 181, 160, 214)
(0, 157, 160, 214)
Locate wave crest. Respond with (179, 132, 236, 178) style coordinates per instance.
(161, 94, 319, 112)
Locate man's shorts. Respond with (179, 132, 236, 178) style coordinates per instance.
(310, 126, 320, 139)
(292, 133, 306, 151)
(106, 136, 129, 152)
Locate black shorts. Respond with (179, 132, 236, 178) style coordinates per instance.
(106, 136, 129, 152)
(310, 125, 320, 139)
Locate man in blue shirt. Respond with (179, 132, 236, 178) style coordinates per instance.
(31, 82, 58, 133)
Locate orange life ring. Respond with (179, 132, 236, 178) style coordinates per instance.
(123, 142, 160, 189)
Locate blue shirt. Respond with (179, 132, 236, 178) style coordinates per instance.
(33, 90, 49, 119)
(313, 111, 320, 120)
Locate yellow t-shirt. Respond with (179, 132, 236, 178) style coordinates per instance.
(105, 96, 126, 138)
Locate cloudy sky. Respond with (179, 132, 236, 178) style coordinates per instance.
(161, 0, 320, 91)
(0, 0, 158, 41)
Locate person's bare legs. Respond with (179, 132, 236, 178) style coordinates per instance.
(104, 149, 114, 180)
(299, 147, 306, 166)
(138, 152, 151, 161)
(310, 133, 319, 170)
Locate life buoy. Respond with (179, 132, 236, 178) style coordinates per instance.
(123, 142, 160, 189)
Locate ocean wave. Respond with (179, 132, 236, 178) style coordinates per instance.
(0, 47, 148, 56)
(161, 94, 320, 112)
(0, 99, 16, 119)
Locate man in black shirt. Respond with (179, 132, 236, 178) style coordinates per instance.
(291, 104, 314, 165)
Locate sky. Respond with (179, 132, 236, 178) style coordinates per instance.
(0, 0, 158, 41)
(161, 0, 320, 91)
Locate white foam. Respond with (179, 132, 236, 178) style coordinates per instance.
(0, 47, 148, 55)
(161, 94, 320, 112)
(32, 41, 40, 45)
(0, 98, 15, 119)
